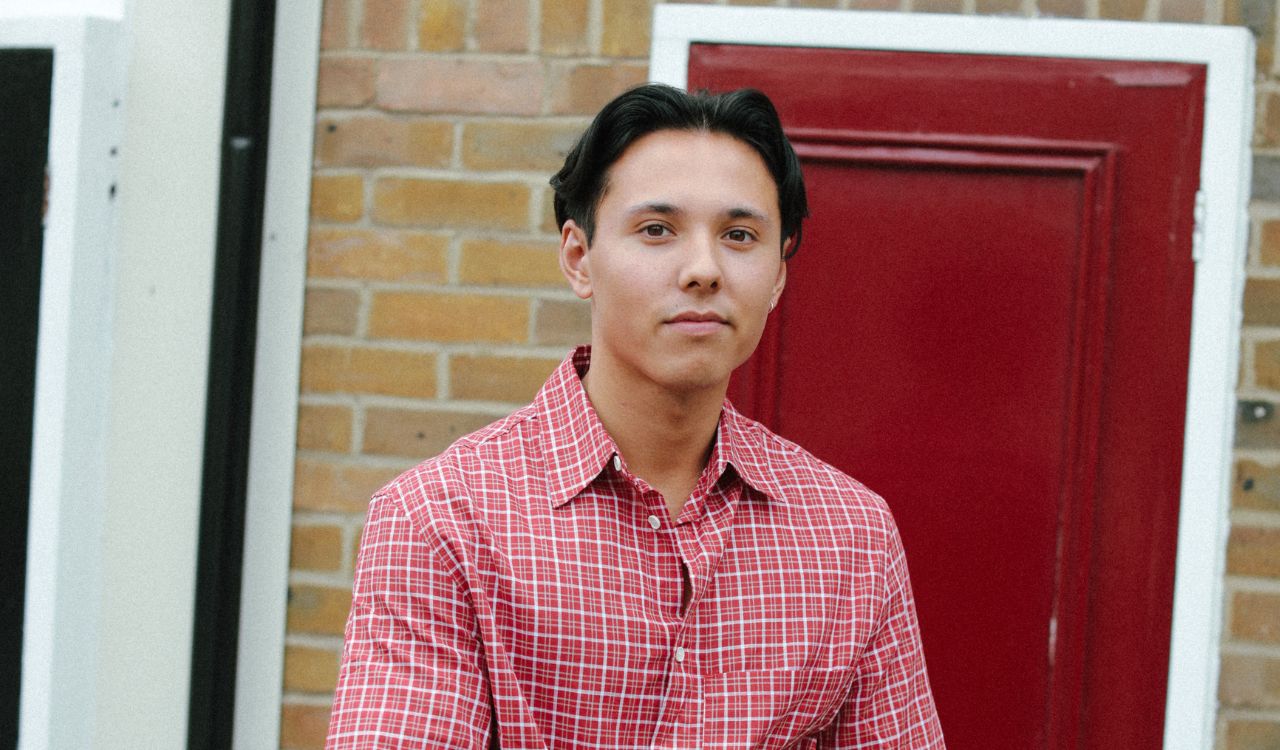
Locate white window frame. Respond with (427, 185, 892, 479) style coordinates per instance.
(650, 6, 1251, 749)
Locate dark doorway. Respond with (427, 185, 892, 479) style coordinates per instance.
(0, 47, 54, 750)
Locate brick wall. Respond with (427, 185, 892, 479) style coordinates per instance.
(281, 0, 1280, 747)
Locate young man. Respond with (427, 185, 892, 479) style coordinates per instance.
(326, 84, 944, 748)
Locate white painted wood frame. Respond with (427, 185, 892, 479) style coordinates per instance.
(651, 6, 1252, 750)
(0, 16, 124, 750)
(231, 0, 323, 746)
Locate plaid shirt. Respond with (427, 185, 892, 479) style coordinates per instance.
(327, 347, 944, 749)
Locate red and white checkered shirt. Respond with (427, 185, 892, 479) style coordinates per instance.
(327, 347, 944, 749)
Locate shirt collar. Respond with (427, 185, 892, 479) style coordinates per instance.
(539, 347, 620, 508)
(716, 400, 790, 504)
(538, 346, 787, 507)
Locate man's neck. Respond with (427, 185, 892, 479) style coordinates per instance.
(581, 350, 725, 520)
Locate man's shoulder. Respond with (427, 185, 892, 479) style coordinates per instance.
(730, 410, 895, 526)
(371, 403, 541, 523)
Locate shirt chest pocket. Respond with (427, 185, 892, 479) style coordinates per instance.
(702, 666, 853, 748)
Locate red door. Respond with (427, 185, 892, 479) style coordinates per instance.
(695, 47, 1205, 749)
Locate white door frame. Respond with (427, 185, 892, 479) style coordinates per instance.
(1, 16, 124, 749)
(231, 0, 322, 746)
(650, 6, 1252, 749)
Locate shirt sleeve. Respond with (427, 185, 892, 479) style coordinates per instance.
(326, 491, 494, 749)
(822, 514, 946, 748)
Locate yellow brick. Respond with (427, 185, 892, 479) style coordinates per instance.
(310, 174, 364, 223)
(459, 238, 563, 288)
(1225, 0, 1275, 73)
(289, 524, 345, 572)
(1244, 278, 1280, 326)
(1036, 0, 1085, 15)
(360, 0, 410, 50)
(541, 185, 560, 234)
(1219, 652, 1280, 709)
(534, 298, 591, 346)
(1159, 0, 1206, 22)
(1233, 590, 1280, 644)
(293, 457, 403, 513)
(1227, 525, 1280, 578)
(287, 584, 352, 635)
(308, 228, 448, 282)
(283, 645, 342, 694)
(1098, 0, 1147, 19)
(302, 287, 360, 336)
(363, 407, 497, 457)
(316, 55, 375, 108)
(373, 177, 530, 231)
(315, 115, 452, 168)
(549, 62, 648, 115)
(1261, 94, 1280, 149)
(320, 0, 351, 49)
(1261, 219, 1280, 267)
(377, 58, 542, 115)
(368, 292, 530, 343)
(461, 120, 584, 172)
(300, 345, 438, 398)
(1234, 460, 1280, 512)
(1224, 721, 1280, 750)
(280, 702, 332, 750)
(541, 0, 590, 55)
(450, 354, 561, 402)
(600, 0, 652, 58)
(297, 403, 353, 452)
(417, 0, 466, 51)
(475, 0, 529, 52)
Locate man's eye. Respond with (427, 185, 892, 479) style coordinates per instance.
(642, 224, 670, 237)
(725, 229, 754, 243)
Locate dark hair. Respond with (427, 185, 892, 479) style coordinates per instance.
(551, 83, 807, 259)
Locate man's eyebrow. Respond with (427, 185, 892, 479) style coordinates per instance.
(626, 202, 681, 217)
(625, 203, 769, 222)
(726, 206, 769, 223)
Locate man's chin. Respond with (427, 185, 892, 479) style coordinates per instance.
(652, 359, 736, 396)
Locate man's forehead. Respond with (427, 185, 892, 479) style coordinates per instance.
(597, 130, 779, 216)
(612, 127, 765, 166)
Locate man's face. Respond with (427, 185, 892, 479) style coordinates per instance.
(560, 129, 788, 395)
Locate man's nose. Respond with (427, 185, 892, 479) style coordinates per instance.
(679, 232, 722, 291)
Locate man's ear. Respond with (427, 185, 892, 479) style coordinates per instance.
(770, 256, 787, 309)
(559, 219, 593, 300)
(770, 237, 791, 307)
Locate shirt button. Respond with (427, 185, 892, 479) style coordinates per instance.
(647, 515, 661, 530)
(674, 646, 686, 663)
(612, 455, 622, 471)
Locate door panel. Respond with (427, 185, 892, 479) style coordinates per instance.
(693, 46, 1204, 749)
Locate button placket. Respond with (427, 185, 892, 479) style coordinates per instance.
(651, 670, 703, 749)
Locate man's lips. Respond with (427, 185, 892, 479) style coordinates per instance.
(666, 311, 729, 334)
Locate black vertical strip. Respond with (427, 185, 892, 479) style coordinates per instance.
(0, 48, 53, 750)
(188, 1, 276, 748)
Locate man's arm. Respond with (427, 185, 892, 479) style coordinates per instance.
(823, 515, 945, 748)
(326, 491, 493, 749)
